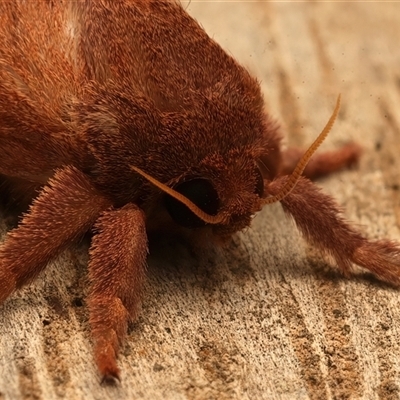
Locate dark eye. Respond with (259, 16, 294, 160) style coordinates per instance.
(164, 178, 219, 228)
(255, 167, 264, 197)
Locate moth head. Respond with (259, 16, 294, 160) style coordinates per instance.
(163, 166, 264, 229)
(132, 95, 340, 233)
(163, 178, 220, 228)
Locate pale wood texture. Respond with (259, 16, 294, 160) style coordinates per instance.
(1, 2, 400, 399)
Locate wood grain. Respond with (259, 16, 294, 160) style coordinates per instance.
(1, 2, 400, 399)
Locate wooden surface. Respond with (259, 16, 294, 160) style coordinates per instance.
(1, 2, 400, 399)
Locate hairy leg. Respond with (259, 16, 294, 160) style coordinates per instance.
(267, 176, 400, 285)
(0, 166, 111, 303)
(281, 142, 361, 180)
(87, 204, 148, 381)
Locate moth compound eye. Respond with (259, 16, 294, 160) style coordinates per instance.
(164, 179, 220, 228)
(255, 167, 264, 197)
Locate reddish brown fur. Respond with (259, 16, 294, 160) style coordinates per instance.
(0, 0, 398, 382)
(281, 142, 362, 179)
(88, 204, 147, 379)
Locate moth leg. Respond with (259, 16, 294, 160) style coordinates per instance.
(87, 204, 147, 382)
(0, 166, 111, 303)
(281, 142, 362, 180)
(267, 176, 400, 285)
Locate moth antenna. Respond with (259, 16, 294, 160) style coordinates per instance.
(262, 94, 341, 205)
(131, 166, 227, 225)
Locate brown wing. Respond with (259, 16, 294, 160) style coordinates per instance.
(75, 0, 252, 112)
(0, 1, 84, 182)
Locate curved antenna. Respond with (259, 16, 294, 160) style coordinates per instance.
(131, 166, 227, 225)
(262, 94, 341, 205)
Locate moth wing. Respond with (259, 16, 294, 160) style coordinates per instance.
(0, 2, 84, 182)
(76, 0, 246, 111)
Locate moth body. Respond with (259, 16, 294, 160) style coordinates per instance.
(0, 0, 398, 382)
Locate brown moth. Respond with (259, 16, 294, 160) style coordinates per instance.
(0, 0, 399, 382)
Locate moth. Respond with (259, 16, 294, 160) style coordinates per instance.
(0, 0, 399, 383)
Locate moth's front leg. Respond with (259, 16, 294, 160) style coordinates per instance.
(87, 204, 147, 382)
(0, 166, 111, 303)
(281, 142, 362, 180)
(267, 176, 400, 285)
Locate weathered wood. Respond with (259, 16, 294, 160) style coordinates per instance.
(1, 2, 400, 399)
